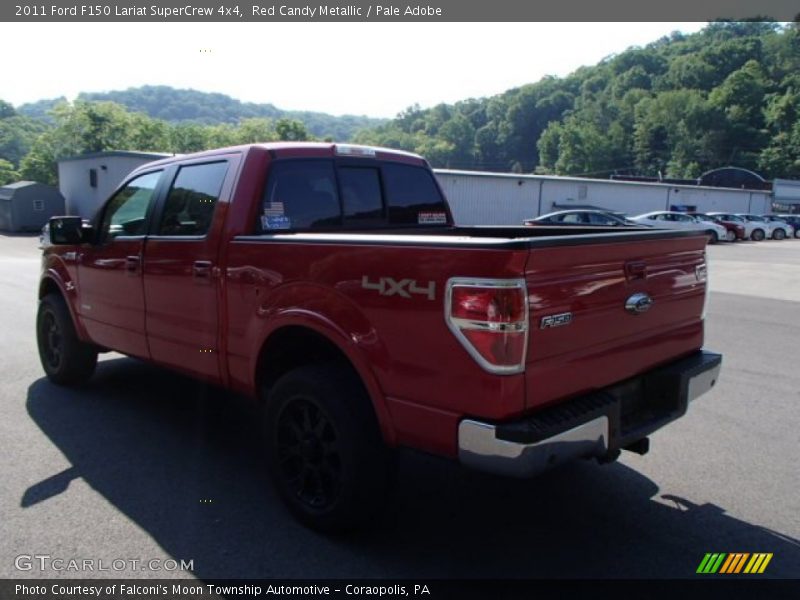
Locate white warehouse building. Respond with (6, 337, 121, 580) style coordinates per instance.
(434, 169, 773, 225)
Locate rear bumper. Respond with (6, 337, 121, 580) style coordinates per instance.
(458, 350, 722, 478)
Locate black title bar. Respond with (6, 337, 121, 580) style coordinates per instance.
(4, 0, 800, 22)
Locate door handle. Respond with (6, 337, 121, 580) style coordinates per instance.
(125, 255, 140, 272)
(193, 260, 213, 278)
(625, 260, 647, 281)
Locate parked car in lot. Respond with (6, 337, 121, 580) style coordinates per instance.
(736, 214, 785, 240)
(690, 213, 745, 242)
(524, 209, 643, 227)
(707, 213, 767, 241)
(630, 211, 728, 243)
(761, 215, 796, 239)
(37, 142, 721, 532)
(773, 215, 800, 238)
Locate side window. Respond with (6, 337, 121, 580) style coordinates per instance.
(588, 213, 613, 225)
(158, 162, 228, 236)
(382, 163, 448, 225)
(561, 213, 583, 224)
(262, 160, 340, 231)
(100, 171, 162, 240)
(339, 167, 384, 223)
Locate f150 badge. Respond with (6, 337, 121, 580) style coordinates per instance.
(540, 312, 573, 329)
(362, 276, 436, 300)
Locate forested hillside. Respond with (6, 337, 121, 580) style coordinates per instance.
(17, 86, 385, 141)
(354, 21, 800, 179)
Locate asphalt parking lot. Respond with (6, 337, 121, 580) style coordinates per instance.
(1, 233, 798, 580)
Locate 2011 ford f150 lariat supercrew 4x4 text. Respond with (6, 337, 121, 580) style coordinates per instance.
(37, 143, 722, 531)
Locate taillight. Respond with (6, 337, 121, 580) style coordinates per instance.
(696, 260, 709, 320)
(445, 278, 528, 374)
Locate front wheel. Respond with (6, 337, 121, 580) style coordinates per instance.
(706, 230, 719, 244)
(751, 228, 765, 241)
(263, 364, 391, 533)
(36, 293, 98, 385)
(725, 230, 736, 243)
(773, 228, 786, 240)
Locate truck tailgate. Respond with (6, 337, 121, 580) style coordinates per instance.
(524, 234, 708, 410)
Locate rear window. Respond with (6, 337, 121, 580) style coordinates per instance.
(382, 163, 448, 225)
(259, 159, 448, 232)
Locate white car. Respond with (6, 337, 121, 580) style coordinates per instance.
(708, 213, 772, 242)
(736, 214, 785, 240)
(630, 211, 728, 243)
(708, 212, 768, 241)
(761, 215, 795, 239)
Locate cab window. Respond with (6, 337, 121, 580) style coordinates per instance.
(158, 162, 228, 236)
(99, 171, 162, 241)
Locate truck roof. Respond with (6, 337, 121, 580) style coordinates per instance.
(137, 142, 426, 170)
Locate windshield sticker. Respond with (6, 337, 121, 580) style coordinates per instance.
(262, 214, 291, 230)
(418, 211, 447, 225)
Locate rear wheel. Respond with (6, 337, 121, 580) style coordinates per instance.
(725, 230, 736, 243)
(263, 363, 391, 533)
(36, 293, 97, 385)
(751, 228, 765, 241)
(773, 228, 786, 240)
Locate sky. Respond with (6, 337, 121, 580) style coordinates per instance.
(1, 22, 707, 118)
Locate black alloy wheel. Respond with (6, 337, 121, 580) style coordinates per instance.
(39, 309, 63, 372)
(264, 363, 392, 533)
(275, 396, 342, 511)
(36, 293, 97, 385)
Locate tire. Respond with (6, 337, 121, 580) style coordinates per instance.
(725, 230, 736, 243)
(706, 230, 718, 244)
(263, 363, 391, 533)
(36, 293, 98, 385)
(751, 228, 765, 241)
(773, 228, 786, 240)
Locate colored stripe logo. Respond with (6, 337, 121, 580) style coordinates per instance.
(697, 553, 773, 574)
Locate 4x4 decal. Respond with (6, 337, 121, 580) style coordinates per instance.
(362, 276, 436, 300)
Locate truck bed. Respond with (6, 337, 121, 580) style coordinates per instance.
(227, 226, 708, 456)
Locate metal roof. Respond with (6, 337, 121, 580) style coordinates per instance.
(58, 151, 173, 163)
(0, 180, 38, 190)
(434, 168, 767, 196)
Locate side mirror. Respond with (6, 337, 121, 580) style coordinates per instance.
(49, 216, 93, 245)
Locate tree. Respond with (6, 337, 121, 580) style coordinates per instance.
(169, 123, 209, 153)
(274, 119, 310, 141)
(234, 118, 275, 144)
(0, 100, 15, 119)
(0, 158, 18, 185)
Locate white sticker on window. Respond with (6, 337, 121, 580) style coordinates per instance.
(264, 202, 285, 216)
(418, 211, 447, 225)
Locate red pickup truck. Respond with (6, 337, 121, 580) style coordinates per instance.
(38, 143, 721, 531)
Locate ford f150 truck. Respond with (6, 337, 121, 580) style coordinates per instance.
(38, 143, 721, 531)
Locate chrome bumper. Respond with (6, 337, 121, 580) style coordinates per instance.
(459, 350, 722, 478)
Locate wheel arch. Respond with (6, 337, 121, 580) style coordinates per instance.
(253, 322, 396, 446)
(38, 273, 91, 342)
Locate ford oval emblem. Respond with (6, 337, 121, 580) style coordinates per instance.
(625, 292, 654, 314)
